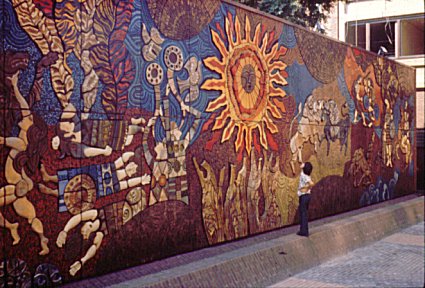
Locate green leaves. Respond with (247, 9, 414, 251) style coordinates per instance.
(234, 0, 338, 34)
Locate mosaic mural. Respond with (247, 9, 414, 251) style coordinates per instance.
(0, 0, 416, 284)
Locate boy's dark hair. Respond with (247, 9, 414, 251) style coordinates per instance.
(303, 162, 313, 176)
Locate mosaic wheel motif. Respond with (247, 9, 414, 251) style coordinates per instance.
(64, 174, 97, 215)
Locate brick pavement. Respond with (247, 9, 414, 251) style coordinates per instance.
(271, 222, 425, 288)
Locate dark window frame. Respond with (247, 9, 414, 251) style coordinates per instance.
(345, 14, 425, 58)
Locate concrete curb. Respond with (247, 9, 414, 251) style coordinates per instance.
(110, 196, 424, 288)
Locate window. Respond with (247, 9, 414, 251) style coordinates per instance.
(346, 23, 366, 49)
(345, 15, 424, 58)
(370, 21, 395, 57)
(401, 17, 425, 56)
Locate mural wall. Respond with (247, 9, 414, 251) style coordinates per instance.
(0, 0, 416, 285)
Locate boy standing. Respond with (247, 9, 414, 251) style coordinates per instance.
(297, 162, 314, 237)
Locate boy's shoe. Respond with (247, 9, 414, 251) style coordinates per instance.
(296, 231, 309, 237)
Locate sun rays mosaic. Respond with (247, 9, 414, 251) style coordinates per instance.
(203, 13, 288, 154)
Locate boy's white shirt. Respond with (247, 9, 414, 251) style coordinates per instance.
(297, 171, 312, 197)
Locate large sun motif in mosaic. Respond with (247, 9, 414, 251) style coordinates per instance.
(202, 14, 288, 154)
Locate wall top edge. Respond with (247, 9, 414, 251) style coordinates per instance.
(222, 0, 416, 72)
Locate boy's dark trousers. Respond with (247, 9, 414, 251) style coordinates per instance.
(299, 194, 311, 236)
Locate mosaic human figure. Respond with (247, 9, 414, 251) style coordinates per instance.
(248, 150, 283, 233)
(142, 23, 164, 62)
(192, 156, 250, 241)
(38, 152, 150, 276)
(193, 157, 226, 245)
(289, 95, 325, 174)
(260, 152, 283, 229)
(0, 71, 51, 255)
(223, 157, 248, 239)
(145, 115, 200, 206)
(54, 187, 150, 276)
(349, 147, 373, 187)
(56, 196, 146, 276)
(383, 99, 395, 167)
(322, 100, 350, 156)
(353, 74, 376, 128)
(396, 101, 412, 165)
(51, 103, 145, 158)
(363, 77, 377, 122)
(142, 42, 204, 205)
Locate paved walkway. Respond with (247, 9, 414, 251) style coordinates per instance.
(270, 222, 425, 288)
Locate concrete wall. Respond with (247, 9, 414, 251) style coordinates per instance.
(0, 0, 416, 285)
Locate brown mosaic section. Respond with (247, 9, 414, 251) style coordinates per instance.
(146, 0, 221, 40)
(396, 64, 416, 96)
(294, 28, 346, 84)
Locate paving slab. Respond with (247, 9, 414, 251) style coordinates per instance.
(271, 222, 424, 288)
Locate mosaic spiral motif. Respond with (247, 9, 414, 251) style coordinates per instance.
(64, 174, 97, 215)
